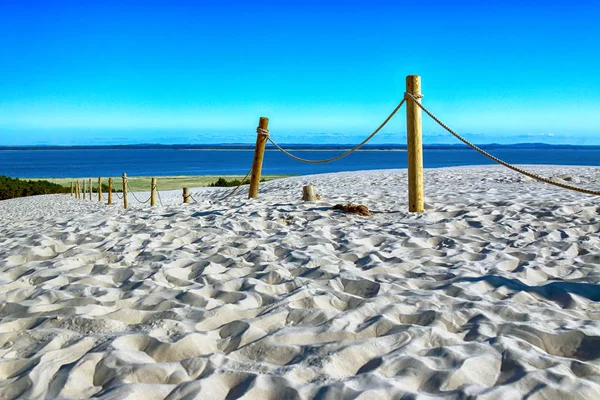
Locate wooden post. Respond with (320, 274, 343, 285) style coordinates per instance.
(98, 177, 102, 201)
(82, 179, 86, 200)
(122, 173, 128, 209)
(108, 178, 113, 205)
(151, 178, 157, 207)
(248, 117, 269, 198)
(76, 180, 80, 199)
(88, 178, 92, 200)
(70, 182, 74, 196)
(406, 75, 424, 212)
(302, 185, 318, 201)
(183, 187, 190, 204)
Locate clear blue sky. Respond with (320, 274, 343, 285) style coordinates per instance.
(1, 0, 599, 145)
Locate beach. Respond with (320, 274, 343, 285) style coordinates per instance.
(1, 165, 600, 399)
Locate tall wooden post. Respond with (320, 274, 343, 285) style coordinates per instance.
(249, 117, 269, 198)
(82, 179, 86, 200)
(76, 180, 80, 199)
(122, 173, 128, 209)
(108, 178, 113, 205)
(183, 187, 190, 204)
(406, 75, 424, 212)
(150, 178, 157, 207)
(88, 178, 92, 200)
(98, 177, 102, 201)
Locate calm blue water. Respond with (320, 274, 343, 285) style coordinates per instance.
(1, 148, 600, 178)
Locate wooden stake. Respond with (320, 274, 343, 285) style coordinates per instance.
(406, 75, 424, 212)
(248, 117, 269, 198)
(98, 177, 102, 201)
(302, 185, 318, 201)
(88, 178, 92, 200)
(76, 180, 80, 199)
(151, 178, 157, 207)
(82, 179, 86, 200)
(122, 173, 128, 209)
(70, 182, 74, 196)
(183, 187, 190, 204)
(108, 178, 113, 205)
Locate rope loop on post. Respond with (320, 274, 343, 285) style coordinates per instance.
(257, 128, 270, 137)
(404, 92, 424, 100)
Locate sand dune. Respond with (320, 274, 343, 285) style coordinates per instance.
(1, 165, 600, 399)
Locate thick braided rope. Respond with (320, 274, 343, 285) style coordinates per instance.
(126, 182, 152, 204)
(267, 98, 406, 164)
(217, 167, 253, 201)
(405, 92, 600, 196)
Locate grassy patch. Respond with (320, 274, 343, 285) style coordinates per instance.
(38, 175, 292, 191)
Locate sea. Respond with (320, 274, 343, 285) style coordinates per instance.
(1, 144, 600, 178)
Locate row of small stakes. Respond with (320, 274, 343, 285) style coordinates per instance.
(70, 173, 192, 208)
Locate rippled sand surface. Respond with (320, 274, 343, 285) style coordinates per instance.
(1, 166, 600, 399)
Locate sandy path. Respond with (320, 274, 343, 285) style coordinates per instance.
(1, 166, 599, 399)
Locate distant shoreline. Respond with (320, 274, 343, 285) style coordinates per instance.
(2, 143, 600, 151)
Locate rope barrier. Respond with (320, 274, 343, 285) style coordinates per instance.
(183, 192, 199, 203)
(126, 182, 152, 204)
(115, 191, 124, 200)
(156, 184, 164, 206)
(404, 92, 600, 196)
(217, 167, 253, 201)
(267, 98, 406, 164)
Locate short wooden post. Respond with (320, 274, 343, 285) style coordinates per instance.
(302, 185, 318, 201)
(249, 117, 269, 198)
(70, 182, 74, 196)
(82, 179, 86, 200)
(122, 173, 128, 209)
(406, 75, 424, 212)
(98, 177, 102, 201)
(88, 178, 92, 200)
(183, 187, 190, 204)
(108, 178, 113, 205)
(150, 178, 157, 207)
(76, 180, 80, 199)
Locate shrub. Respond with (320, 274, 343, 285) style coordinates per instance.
(208, 177, 265, 187)
(0, 175, 70, 200)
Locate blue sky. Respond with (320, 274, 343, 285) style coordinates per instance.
(1, 0, 599, 145)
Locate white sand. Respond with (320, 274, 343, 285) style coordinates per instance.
(1, 165, 600, 399)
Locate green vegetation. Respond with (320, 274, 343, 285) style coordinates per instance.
(208, 177, 265, 187)
(91, 183, 122, 193)
(0, 175, 69, 200)
(39, 175, 292, 191)
(1, 174, 292, 201)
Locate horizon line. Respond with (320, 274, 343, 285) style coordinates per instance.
(3, 142, 600, 150)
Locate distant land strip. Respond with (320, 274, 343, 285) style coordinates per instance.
(2, 143, 600, 151)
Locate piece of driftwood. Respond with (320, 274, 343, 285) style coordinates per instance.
(302, 184, 320, 201)
(332, 203, 374, 216)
